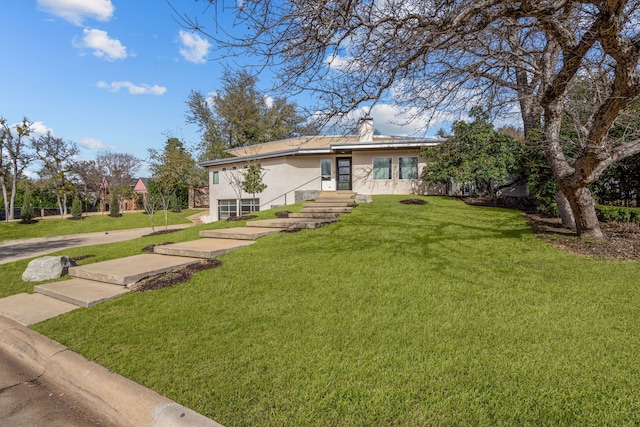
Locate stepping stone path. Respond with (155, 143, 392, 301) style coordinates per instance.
(0, 192, 356, 325)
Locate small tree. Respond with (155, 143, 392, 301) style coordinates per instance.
(143, 192, 161, 232)
(146, 179, 170, 230)
(71, 195, 83, 219)
(109, 193, 120, 217)
(21, 185, 35, 224)
(169, 192, 181, 212)
(242, 163, 267, 212)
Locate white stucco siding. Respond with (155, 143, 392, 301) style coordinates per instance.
(205, 156, 325, 221)
(259, 156, 323, 207)
(351, 149, 425, 195)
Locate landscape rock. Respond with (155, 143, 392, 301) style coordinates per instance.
(22, 256, 74, 282)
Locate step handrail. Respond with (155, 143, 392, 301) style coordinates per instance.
(258, 175, 322, 208)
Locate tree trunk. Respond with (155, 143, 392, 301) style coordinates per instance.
(559, 185, 604, 239)
(56, 192, 63, 217)
(555, 190, 576, 230)
(1, 178, 8, 222)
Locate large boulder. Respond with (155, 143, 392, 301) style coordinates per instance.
(22, 256, 74, 282)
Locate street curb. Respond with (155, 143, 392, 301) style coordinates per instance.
(0, 315, 223, 427)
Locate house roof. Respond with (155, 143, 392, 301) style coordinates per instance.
(198, 134, 443, 167)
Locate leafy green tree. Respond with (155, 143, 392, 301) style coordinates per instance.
(168, 192, 181, 212)
(422, 108, 521, 198)
(148, 137, 200, 208)
(70, 195, 83, 219)
(20, 185, 34, 224)
(242, 163, 267, 211)
(109, 193, 120, 217)
(186, 69, 317, 160)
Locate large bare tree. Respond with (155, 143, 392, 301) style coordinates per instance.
(94, 150, 141, 196)
(0, 117, 34, 221)
(183, 0, 640, 238)
(31, 132, 79, 216)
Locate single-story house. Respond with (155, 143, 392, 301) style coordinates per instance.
(198, 118, 444, 223)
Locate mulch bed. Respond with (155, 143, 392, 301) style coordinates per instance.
(227, 215, 258, 222)
(462, 196, 640, 261)
(525, 214, 640, 261)
(69, 255, 94, 263)
(129, 259, 222, 292)
(141, 242, 175, 253)
(400, 199, 427, 205)
(142, 229, 180, 237)
(280, 228, 302, 233)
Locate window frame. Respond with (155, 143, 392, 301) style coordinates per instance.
(218, 199, 237, 220)
(241, 198, 260, 214)
(372, 157, 392, 180)
(399, 157, 419, 180)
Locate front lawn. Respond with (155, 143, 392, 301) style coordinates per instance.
(0, 209, 203, 241)
(30, 196, 640, 426)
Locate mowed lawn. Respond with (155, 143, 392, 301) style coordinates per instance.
(0, 209, 203, 241)
(29, 196, 640, 426)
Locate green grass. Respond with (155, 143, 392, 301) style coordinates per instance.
(9, 196, 640, 425)
(0, 209, 203, 241)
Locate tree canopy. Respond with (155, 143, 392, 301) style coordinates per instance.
(186, 69, 318, 160)
(148, 137, 201, 206)
(422, 108, 521, 197)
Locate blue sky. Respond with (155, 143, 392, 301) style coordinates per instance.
(0, 1, 238, 175)
(0, 1, 458, 177)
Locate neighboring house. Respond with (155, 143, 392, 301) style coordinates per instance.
(198, 118, 444, 223)
(122, 178, 150, 211)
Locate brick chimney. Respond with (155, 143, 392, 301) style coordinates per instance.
(358, 116, 374, 142)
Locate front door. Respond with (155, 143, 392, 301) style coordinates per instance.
(337, 157, 352, 190)
(320, 158, 334, 190)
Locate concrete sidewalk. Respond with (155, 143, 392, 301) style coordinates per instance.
(0, 223, 194, 265)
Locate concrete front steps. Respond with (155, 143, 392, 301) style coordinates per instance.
(288, 191, 355, 220)
(199, 226, 282, 240)
(2, 254, 206, 325)
(246, 218, 337, 229)
(153, 238, 255, 258)
(34, 278, 130, 308)
(68, 254, 202, 286)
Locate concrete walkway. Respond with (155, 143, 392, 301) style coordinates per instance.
(0, 223, 194, 265)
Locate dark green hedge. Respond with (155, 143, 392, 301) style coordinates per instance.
(596, 205, 640, 224)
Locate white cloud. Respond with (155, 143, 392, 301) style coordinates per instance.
(330, 104, 457, 136)
(73, 28, 127, 61)
(79, 137, 115, 150)
(325, 53, 352, 70)
(1, 121, 51, 145)
(37, 0, 114, 26)
(97, 81, 168, 95)
(29, 121, 53, 138)
(178, 30, 211, 64)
